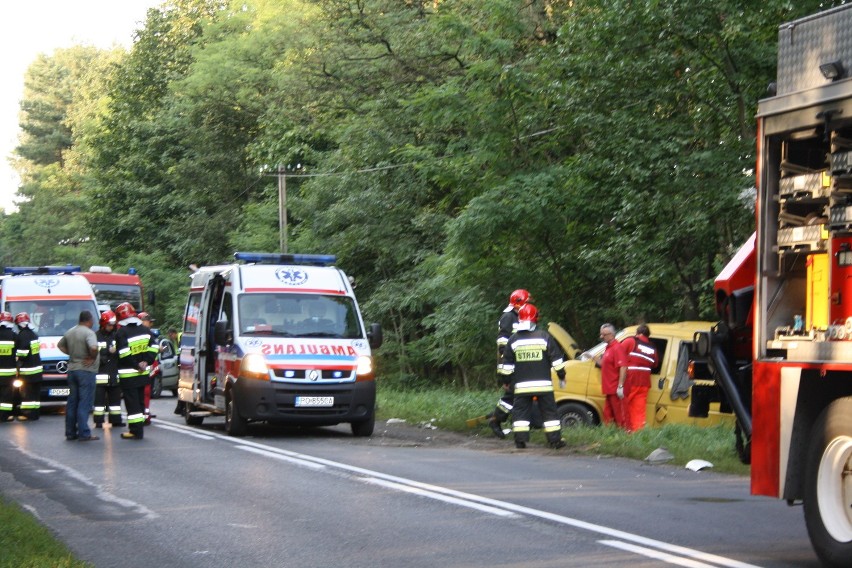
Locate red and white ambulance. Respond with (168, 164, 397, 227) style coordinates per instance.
(0, 266, 100, 406)
(177, 252, 382, 436)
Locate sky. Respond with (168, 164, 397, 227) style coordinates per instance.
(0, 0, 163, 213)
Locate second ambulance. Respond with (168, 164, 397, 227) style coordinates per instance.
(177, 253, 382, 436)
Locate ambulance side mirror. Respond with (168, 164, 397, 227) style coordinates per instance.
(368, 323, 383, 349)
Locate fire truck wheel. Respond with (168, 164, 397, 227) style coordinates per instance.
(225, 392, 248, 437)
(803, 397, 852, 568)
(183, 402, 204, 426)
(351, 413, 375, 437)
(558, 402, 596, 429)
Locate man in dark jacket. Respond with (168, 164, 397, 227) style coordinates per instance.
(14, 312, 42, 421)
(115, 303, 157, 440)
(498, 303, 566, 449)
(94, 310, 124, 429)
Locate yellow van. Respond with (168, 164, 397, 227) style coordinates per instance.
(548, 321, 736, 429)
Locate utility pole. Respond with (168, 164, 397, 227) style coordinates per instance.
(277, 165, 287, 253)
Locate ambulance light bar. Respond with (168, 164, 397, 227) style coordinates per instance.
(4, 265, 82, 275)
(234, 252, 337, 266)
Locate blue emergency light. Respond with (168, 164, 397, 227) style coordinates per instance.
(234, 252, 337, 266)
(4, 264, 82, 275)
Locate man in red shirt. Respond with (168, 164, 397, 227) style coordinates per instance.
(597, 323, 627, 428)
(619, 324, 658, 432)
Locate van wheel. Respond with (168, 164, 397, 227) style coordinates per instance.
(558, 402, 596, 428)
(150, 375, 162, 399)
(225, 393, 248, 437)
(183, 402, 203, 426)
(351, 413, 375, 437)
(803, 397, 852, 568)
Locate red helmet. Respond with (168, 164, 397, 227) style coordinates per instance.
(0, 312, 12, 323)
(509, 289, 530, 309)
(99, 310, 117, 328)
(14, 312, 30, 326)
(518, 303, 538, 324)
(115, 302, 136, 321)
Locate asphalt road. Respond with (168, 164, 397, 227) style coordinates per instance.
(0, 398, 821, 568)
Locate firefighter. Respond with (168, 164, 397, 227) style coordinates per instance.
(498, 303, 567, 449)
(0, 312, 18, 422)
(619, 324, 658, 432)
(94, 310, 124, 428)
(115, 302, 157, 440)
(138, 311, 156, 424)
(14, 312, 42, 421)
(488, 289, 530, 439)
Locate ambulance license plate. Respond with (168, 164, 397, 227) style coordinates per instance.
(49, 388, 70, 397)
(295, 396, 334, 407)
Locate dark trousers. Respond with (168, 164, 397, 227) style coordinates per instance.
(512, 391, 561, 444)
(121, 384, 146, 438)
(94, 384, 123, 425)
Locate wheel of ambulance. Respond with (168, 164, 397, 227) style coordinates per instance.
(351, 413, 375, 437)
(150, 374, 162, 399)
(183, 402, 204, 426)
(557, 402, 596, 428)
(803, 397, 852, 568)
(225, 392, 248, 437)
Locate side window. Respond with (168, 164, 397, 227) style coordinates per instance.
(649, 338, 668, 375)
(221, 292, 233, 331)
(184, 293, 201, 335)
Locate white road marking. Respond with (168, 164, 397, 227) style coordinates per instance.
(363, 477, 519, 518)
(156, 421, 762, 568)
(599, 540, 720, 568)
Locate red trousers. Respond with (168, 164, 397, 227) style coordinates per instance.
(623, 385, 649, 432)
(603, 394, 627, 428)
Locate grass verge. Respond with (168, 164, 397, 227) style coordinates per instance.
(377, 386, 750, 476)
(0, 495, 92, 568)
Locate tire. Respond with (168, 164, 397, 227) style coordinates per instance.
(150, 375, 162, 399)
(803, 397, 852, 568)
(225, 393, 248, 437)
(183, 402, 204, 426)
(558, 402, 596, 428)
(351, 413, 375, 437)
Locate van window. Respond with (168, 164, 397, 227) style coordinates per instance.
(648, 338, 667, 374)
(238, 293, 363, 339)
(184, 292, 202, 335)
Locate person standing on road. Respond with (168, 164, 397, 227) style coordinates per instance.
(138, 312, 157, 425)
(14, 312, 42, 421)
(57, 310, 100, 441)
(619, 324, 658, 432)
(115, 303, 157, 440)
(498, 303, 567, 449)
(0, 312, 19, 422)
(93, 310, 124, 429)
(488, 289, 530, 439)
(596, 323, 628, 429)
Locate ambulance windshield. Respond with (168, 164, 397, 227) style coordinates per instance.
(5, 299, 100, 336)
(238, 293, 363, 339)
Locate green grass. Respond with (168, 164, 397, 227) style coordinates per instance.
(377, 386, 751, 476)
(0, 495, 92, 568)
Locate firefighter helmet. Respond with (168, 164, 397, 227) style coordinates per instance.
(518, 303, 538, 323)
(509, 289, 530, 309)
(99, 310, 117, 328)
(14, 312, 31, 327)
(0, 312, 12, 329)
(115, 302, 136, 321)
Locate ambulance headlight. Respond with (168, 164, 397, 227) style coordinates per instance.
(12, 379, 23, 389)
(241, 354, 271, 380)
(355, 355, 373, 376)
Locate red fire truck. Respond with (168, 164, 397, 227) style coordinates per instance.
(78, 266, 144, 313)
(688, 6, 852, 566)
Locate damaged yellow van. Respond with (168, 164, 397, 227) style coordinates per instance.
(548, 322, 736, 429)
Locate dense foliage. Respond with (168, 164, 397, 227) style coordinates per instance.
(0, 0, 838, 388)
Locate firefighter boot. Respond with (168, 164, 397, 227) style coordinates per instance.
(488, 417, 506, 439)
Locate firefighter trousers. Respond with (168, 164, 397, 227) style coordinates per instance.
(512, 391, 561, 444)
(121, 383, 146, 438)
(94, 384, 124, 426)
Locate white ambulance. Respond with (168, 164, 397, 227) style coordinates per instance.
(177, 253, 383, 436)
(0, 266, 100, 406)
